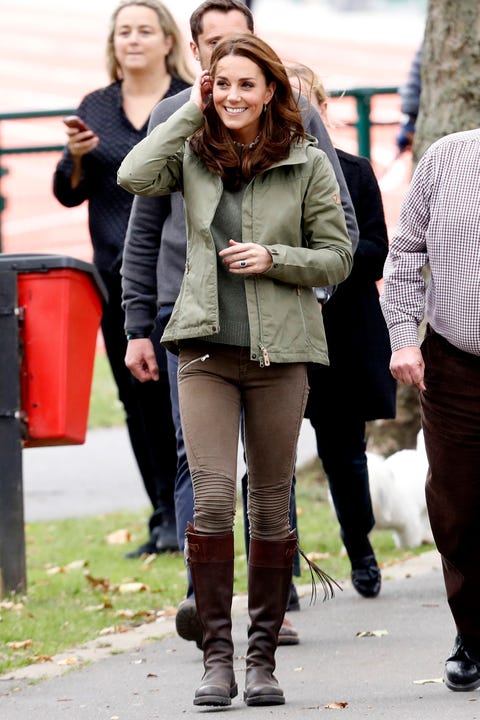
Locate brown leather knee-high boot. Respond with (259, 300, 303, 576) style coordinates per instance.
(186, 523, 238, 707)
(244, 534, 297, 706)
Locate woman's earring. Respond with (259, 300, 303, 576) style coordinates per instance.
(263, 103, 267, 113)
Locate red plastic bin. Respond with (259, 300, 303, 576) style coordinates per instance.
(0, 254, 106, 447)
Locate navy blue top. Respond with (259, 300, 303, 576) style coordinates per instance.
(53, 78, 190, 273)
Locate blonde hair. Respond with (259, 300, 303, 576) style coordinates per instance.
(286, 63, 328, 113)
(106, 0, 195, 83)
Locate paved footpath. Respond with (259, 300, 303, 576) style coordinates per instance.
(2, 551, 480, 719)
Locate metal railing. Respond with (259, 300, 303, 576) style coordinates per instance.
(329, 86, 399, 157)
(0, 87, 400, 253)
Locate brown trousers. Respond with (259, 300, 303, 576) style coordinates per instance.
(421, 328, 480, 650)
(177, 342, 309, 540)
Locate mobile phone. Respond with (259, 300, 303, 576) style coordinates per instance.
(63, 115, 90, 132)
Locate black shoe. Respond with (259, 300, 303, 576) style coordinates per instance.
(152, 519, 178, 553)
(124, 538, 158, 559)
(286, 582, 300, 612)
(124, 519, 178, 559)
(444, 634, 480, 691)
(351, 554, 381, 598)
(175, 596, 203, 649)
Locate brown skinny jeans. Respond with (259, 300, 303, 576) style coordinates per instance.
(177, 342, 309, 539)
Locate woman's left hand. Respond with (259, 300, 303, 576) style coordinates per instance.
(219, 239, 273, 274)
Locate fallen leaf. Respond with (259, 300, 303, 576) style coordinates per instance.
(33, 655, 53, 663)
(116, 609, 156, 620)
(304, 551, 331, 562)
(116, 609, 135, 619)
(0, 601, 24, 612)
(65, 559, 89, 571)
(99, 625, 131, 636)
(117, 582, 149, 594)
(46, 566, 67, 575)
(106, 528, 131, 545)
(325, 701, 349, 709)
(84, 602, 112, 612)
(98, 626, 116, 636)
(57, 657, 78, 666)
(413, 677, 444, 685)
(84, 572, 111, 591)
(158, 606, 177, 618)
(356, 629, 388, 638)
(7, 639, 33, 650)
(147, 673, 158, 678)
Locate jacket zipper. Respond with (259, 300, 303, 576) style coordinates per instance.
(259, 344, 270, 367)
(178, 353, 210, 375)
(252, 277, 270, 367)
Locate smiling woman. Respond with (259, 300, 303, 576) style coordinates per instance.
(118, 32, 352, 709)
(211, 55, 275, 145)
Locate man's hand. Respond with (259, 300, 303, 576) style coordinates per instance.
(390, 346, 426, 391)
(125, 338, 159, 382)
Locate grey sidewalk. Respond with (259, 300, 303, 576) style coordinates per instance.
(1, 551, 477, 719)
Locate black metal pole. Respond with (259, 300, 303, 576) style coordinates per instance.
(0, 269, 26, 596)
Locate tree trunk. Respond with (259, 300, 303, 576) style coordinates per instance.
(369, 0, 480, 457)
(414, 0, 480, 161)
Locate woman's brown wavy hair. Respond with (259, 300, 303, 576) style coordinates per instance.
(189, 34, 305, 190)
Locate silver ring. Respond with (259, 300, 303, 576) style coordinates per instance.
(240, 260, 247, 268)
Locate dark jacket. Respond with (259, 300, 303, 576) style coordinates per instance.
(306, 149, 396, 421)
(52, 78, 190, 274)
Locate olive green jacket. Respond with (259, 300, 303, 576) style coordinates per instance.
(118, 102, 352, 366)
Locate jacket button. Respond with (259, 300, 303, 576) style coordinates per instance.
(252, 353, 257, 359)
(212, 326, 217, 332)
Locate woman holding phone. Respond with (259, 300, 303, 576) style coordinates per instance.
(53, 1, 194, 557)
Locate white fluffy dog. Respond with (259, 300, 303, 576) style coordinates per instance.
(367, 430, 435, 549)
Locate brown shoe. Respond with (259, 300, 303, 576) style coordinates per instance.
(277, 617, 299, 646)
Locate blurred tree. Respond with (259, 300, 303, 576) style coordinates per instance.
(414, 0, 480, 160)
(369, 0, 480, 456)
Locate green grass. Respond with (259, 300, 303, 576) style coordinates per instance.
(0, 461, 433, 675)
(88, 352, 125, 429)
